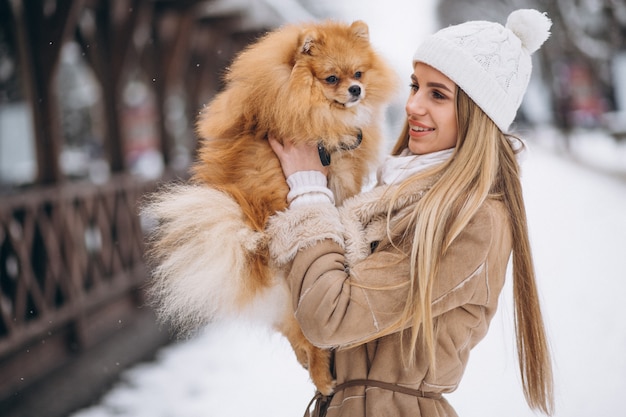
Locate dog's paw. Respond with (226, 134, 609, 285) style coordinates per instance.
(317, 378, 336, 396)
(308, 348, 335, 396)
(239, 228, 266, 252)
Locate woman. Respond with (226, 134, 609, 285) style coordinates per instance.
(267, 9, 554, 417)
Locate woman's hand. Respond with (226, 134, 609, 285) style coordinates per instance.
(268, 134, 328, 178)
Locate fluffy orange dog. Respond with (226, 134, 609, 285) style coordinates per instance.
(144, 20, 397, 395)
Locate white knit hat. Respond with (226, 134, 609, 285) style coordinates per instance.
(413, 9, 552, 132)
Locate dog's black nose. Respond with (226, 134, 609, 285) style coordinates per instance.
(349, 85, 361, 97)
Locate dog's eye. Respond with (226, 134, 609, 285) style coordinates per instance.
(325, 75, 338, 84)
(354, 71, 362, 79)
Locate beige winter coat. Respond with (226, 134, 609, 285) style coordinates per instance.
(268, 175, 513, 417)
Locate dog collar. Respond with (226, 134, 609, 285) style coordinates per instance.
(317, 129, 363, 166)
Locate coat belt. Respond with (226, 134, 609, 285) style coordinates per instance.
(304, 379, 443, 417)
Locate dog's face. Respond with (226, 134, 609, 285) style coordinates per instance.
(297, 21, 373, 109)
(316, 67, 364, 109)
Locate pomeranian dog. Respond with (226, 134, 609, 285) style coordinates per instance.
(144, 20, 397, 395)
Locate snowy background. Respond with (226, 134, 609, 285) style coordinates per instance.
(70, 1, 626, 416)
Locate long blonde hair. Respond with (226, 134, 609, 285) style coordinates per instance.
(388, 87, 554, 415)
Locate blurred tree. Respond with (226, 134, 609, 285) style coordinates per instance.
(0, 0, 22, 103)
(436, 0, 626, 132)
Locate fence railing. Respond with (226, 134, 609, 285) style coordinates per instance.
(0, 174, 157, 399)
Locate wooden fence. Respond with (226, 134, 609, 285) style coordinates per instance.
(0, 173, 155, 400)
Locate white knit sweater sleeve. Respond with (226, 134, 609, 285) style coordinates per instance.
(286, 170, 335, 208)
(267, 171, 342, 265)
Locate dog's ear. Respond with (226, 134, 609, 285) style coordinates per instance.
(299, 29, 318, 55)
(350, 20, 369, 41)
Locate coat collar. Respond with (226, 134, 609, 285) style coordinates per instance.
(340, 173, 438, 225)
(339, 173, 439, 264)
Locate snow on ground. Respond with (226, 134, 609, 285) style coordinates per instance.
(71, 131, 626, 417)
(71, 321, 314, 417)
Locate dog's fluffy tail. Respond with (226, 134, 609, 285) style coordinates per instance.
(141, 184, 276, 334)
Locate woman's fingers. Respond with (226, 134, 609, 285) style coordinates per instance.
(268, 134, 284, 155)
(268, 134, 328, 177)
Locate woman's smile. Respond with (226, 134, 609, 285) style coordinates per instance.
(408, 121, 435, 137)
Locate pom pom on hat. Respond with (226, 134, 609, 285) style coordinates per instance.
(413, 9, 552, 132)
(506, 9, 552, 53)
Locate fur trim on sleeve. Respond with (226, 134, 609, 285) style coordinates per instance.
(267, 203, 345, 265)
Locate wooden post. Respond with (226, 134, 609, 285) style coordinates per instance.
(12, 0, 84, 185)
(87, 0, 144, 173)
(150, 2, 198, 166)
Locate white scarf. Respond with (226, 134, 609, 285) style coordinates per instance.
(377, 148, 454, 186)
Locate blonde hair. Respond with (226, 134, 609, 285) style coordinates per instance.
(387, 87, 554, 415)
